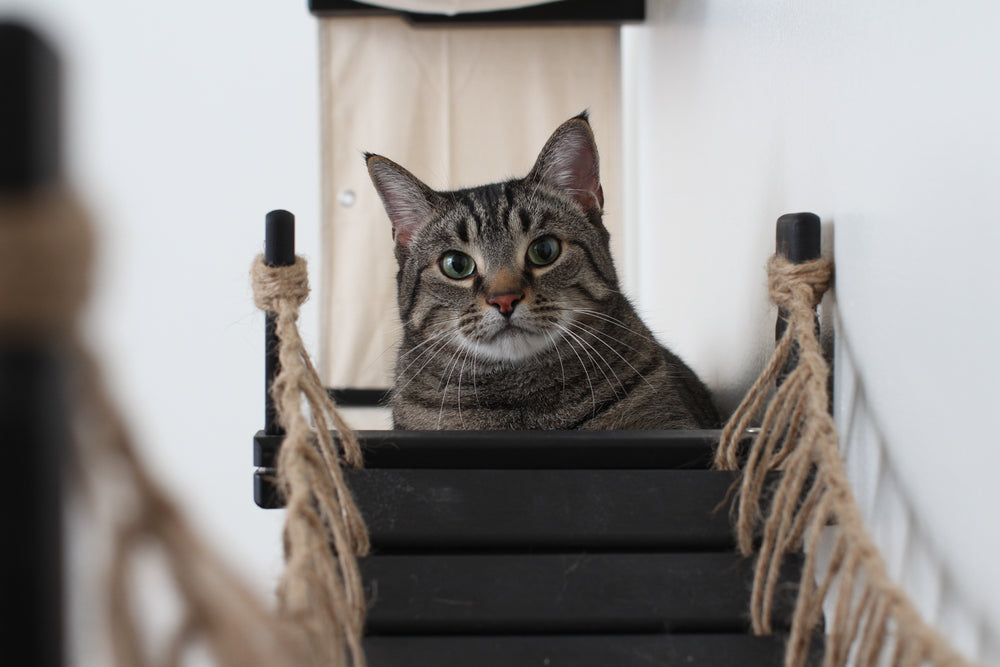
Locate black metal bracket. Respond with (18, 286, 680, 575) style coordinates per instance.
(308, 0, 645, 25)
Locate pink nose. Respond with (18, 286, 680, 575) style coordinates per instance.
(487, 291, 524, 316)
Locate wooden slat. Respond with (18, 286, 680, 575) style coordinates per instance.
(362, 552, 798, 634)
(254, 429, 721, 470)
(351, 469, 738, 550)
(364, 633, 788, 666)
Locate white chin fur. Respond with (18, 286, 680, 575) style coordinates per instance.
(461, 328, 555, 363)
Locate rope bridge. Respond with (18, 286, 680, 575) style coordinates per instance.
(249, 212, 981, 666)
(3, 195, 981, 666)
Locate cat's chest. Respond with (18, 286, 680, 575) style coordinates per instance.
(392, 352, 624, 430)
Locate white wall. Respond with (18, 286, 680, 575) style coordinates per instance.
(1, 0, 320, 660)
(626, 1, 1000, 663)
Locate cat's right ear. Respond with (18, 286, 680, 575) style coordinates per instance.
(365, 153, 440, 247)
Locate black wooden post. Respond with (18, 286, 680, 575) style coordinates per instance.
(263, 209, 295, 436)
(0, 21, 66, 667)
(775, 212, 822, 385)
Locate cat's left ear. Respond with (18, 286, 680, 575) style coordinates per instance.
(527, 112, 604, 212)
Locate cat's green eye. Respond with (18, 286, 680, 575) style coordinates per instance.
(440, 251, 476, 279)
(526, 236, 561, 267)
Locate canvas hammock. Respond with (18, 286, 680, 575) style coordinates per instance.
(315, 14, 624, 393)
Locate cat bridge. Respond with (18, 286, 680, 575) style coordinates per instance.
(252, 211, 822, 666)
(5, 20, 971, 665)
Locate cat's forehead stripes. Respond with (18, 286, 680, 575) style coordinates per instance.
(450, 182, 518, 246)
(455, 215, 470, 244)
(446, 181, 564, 245)
(518, 208, 532, 234)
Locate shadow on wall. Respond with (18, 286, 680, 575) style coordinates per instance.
(834, 326, 999, 665)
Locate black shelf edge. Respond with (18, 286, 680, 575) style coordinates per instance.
(361, 552, 799, 635)
(363, 633, 790, 666)
(258, 468, 750, 550)
(308, 0, 645, 25)
(254, 428, 721, 470)
(328, 387, 390, 407)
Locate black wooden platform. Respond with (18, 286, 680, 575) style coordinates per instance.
(253, 429, 799, 666)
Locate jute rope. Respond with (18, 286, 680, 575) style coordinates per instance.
(715, 255, 978, 667)
(0, 189, 94, 336)
(1, 187, 367, 666)
(251, 254, 370, 667)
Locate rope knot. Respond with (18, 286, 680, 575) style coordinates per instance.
(766, 255, 832, 312)
(0, 189, 95, 337)
(251, 254, 310, 313)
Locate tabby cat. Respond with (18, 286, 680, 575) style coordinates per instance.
(365, 113, 719, 430)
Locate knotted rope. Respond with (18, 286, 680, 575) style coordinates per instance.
(0, 189, 94, 336)
(250, 254, 369, 667)
(2, 187, 368, 666)
(715, 255, 978, 667)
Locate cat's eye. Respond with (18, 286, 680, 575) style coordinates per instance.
(526, 236, 561, 267)
(440, 251, 476, 279)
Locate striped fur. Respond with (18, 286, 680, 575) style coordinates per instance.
(366, 113, 719, 430)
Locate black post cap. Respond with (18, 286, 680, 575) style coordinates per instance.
(264, 209, 296, 267)
(0, 22, 62, 190)
(775, 212, 821, 264)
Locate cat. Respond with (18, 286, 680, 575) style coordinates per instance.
(365, 112, 720, 430)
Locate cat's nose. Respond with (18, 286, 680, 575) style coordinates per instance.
(487, 291, 524, 317)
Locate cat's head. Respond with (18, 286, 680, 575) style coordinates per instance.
(365, 113, 620, 364)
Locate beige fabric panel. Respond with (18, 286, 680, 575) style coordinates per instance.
(318, 17, 622, 389)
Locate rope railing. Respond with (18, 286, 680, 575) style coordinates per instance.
(715, 221, 978, 667)
(250, 209, 369, 666)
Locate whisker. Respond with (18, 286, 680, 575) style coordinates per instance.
(569, 318, 643, 354)
(553, 322, 625, 398)
(552, 324, 596, 416)
(456, 344, 474, 428)
(395, 322, 454, 356)
(565, 320, 656, 391)
(392, 332, 459, 396)
(555, 323, 616, 379)
(395, 330, 454, 378)
(567, 308, 658, 344)
(436, 344, 466, 429)
(543, 329, 567, 392)
(471, 346, 481, 408)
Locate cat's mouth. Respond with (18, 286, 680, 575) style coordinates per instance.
(489, 321, 529, 338)
(482, 321, 535, 347)
(463, 320, 555, 362)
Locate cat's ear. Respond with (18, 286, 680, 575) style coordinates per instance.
(527, 112, 604, 212)
(366, 153, 441, 247)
